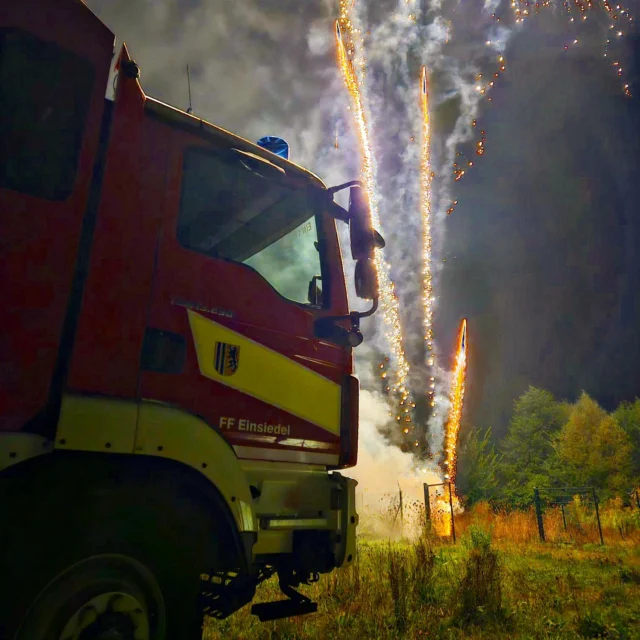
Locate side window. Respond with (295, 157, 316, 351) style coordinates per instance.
(0, 30, 94, 201)
(177, 147, 324, 307)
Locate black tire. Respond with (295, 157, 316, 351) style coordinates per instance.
(0, 456, 221, 640)
(15, 554, 166, 640)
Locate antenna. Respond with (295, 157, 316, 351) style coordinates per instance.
(186, 64, 193, 114)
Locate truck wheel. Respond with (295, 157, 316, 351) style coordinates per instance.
(1, 462, 219, 640)
(15, 554, 165, 640)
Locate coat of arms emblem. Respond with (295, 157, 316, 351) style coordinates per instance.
(214, 342, 240, 376)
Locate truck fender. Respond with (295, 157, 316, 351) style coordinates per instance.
(52, 395, 258, 534)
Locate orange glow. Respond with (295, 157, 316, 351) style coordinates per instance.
(434, 497, 452, 536)
(443, 319, 467, 490)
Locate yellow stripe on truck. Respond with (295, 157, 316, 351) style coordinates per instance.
(187, 310, 341, 435)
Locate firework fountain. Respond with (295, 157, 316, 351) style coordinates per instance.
(336, 3, 418, 438)
(443, 319, 468, 490)
(335, 0, 635, 501)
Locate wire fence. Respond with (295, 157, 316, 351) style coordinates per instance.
(356, 488, 427, 539)
(356, 483, 459, 541)
(534, 487, 605, 544)
(356, 483, 640, 545)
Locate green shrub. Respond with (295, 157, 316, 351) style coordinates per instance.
(386, 546, 409, 632)
(457, 527, 503, 625)
(577, 613, 610, 638)
(411, 536, 438, 605)
(464, 523, 493, 551)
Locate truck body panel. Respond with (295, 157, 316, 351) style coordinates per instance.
(0, 0, 114, 432)
(67, 45, 166, 401)
(1, 0, 368, 627)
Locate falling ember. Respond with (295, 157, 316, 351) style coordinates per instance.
(442, 319, 468, 491)
(507, 0, 635, 94)
(335, 8, 416, 428)
(420, 65, 435, 403)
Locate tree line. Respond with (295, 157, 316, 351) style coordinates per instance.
(457, 387, 640, 507)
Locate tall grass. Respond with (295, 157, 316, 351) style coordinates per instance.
(455, 497, 640, 546)
(456, 526, 503, 625)
(202, 500, 640, 639)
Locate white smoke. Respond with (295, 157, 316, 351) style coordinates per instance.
(350, 389, 442, 537)
(343, 0, 521, 463)
(85, 0, 632, 507)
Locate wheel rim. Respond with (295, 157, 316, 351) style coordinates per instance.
(59, 591, 150, 640)
(15, 554, 165, 640)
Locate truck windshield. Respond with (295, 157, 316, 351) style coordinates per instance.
(178, 147, 324, 307)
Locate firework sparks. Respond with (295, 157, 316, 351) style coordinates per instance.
(434, 491, 459, 537)
(442, 319, 468, 490)
(336, 6, 416, 430)
(336, 0, 633, 471)
(453, 0, 634, 187)
(420, 66, 436, 407)
(508, 0, 634, 95)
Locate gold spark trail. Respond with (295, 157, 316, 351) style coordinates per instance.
(507, 0, 633, 95)
(443, 318, 467, 490)
(336, 4, 416, 434)
(420, 66, 436, 406)
(451, 0, 634, 199)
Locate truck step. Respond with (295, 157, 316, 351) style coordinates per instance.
(199, 570, 256, 620)
(251, 599, 318, 621)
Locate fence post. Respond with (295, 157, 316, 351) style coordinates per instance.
(561, 503, 567, 531)
(448, 482, 456, 544)
(398, 485, 404, 533)
(423, 483, 431, 529)
(534, 488, 545, 542)
(592, 488, 604, 545)
(635, 489, 640, 510)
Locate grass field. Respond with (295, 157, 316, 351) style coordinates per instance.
(203, 499, 640, 639)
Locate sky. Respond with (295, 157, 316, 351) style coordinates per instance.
(86, 0, 640, 451)
(440, 26, 640, 435)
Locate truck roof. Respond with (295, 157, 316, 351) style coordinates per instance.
(144, 96, 327, 192)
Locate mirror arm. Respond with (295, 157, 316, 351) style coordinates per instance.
(322, 181, 365, 223)
(327, 180, 363, 195)
(357, 295, 378, 320)
(326, 200, 350, 223)
(313, 297, 377, 348)
(315, 295, 378, 332)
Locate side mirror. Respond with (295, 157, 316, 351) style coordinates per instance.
(349, 185, 377, 261)
(348, 186, 383, 300)
(354, 259, 378, 301)
(314, 180, 384, 348)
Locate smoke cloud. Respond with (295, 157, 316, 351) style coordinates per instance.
(345, 0, 523, 461)
(351, 390, 442, 536)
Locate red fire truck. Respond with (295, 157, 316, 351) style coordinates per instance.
(0, 0, 384, 637)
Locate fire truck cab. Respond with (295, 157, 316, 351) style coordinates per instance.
(0, 0, 383, 638)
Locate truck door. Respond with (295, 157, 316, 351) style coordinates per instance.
(0, 0, 113, 432)
(139, 124, 348, 465)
